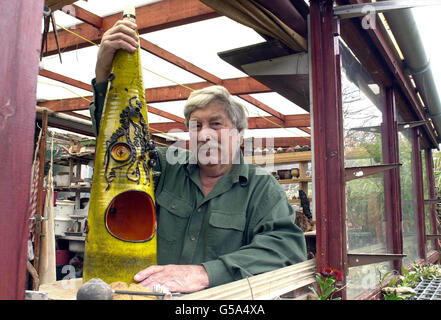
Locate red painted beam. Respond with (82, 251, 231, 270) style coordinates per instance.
(238, 94, 286, 122)
(43, 0, 220, 56)
(246, 137, 311, 148)
(146, 77, 272, 103)
(153, 136, 311, 149)
(38, 77, 272, 111)
(310, 0, 347, 298)
(62, 4, 103, 29)
(61, 107, 185, 125)
(147, 105, 185, 124)
(0, 0, 43, 299)
(148, 114, 309, 133)
(39, 69, 93, 92)
(381, 87, 403, 272)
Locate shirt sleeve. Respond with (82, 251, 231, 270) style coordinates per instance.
(89, 78, 108, 137)
(201, 180, 307, 288)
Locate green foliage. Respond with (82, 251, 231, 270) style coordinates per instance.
(310, 268, 343, 300)
(381, 264, 441, 300)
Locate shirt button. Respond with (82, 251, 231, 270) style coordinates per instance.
(197, 208, 202, 212)
(171, 205, 176, 209)
(190, 236, 196, 241)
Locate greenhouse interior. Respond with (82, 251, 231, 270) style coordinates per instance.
(2, 0, 441, 303)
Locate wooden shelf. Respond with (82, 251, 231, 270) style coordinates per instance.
(289, 198, 312, 204)
(304, 230, 316, 237)
(245, 151, 311, 165)
(55, 185, 91, 192)
(54, 153, 94, 166)
(278, 178, 312, 184)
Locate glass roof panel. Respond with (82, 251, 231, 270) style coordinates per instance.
(142, 16, 266, 80)
(37, 75, 92, 101)
(248, 93, 308, 115)
(38, 0, 313, 141)
(41, 46, 99, 85)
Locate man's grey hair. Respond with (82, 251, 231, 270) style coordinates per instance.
(184, 85, 248, 132)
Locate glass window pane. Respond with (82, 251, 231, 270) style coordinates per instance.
(399, 131, 419, 267)
(341, 39, 392, 298)
(346, 172, 387, 251)
(425, 203, 433, 252)
(347, 262, 390, 299)
(341, 42, 383, 167)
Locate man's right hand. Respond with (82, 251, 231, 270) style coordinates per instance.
(95, 19, 139, 83)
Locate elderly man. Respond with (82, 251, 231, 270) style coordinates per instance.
(89, 19, 306, 293)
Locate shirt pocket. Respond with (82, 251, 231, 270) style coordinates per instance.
(206, 210, 246, 257)
(155, 190, 193, 264)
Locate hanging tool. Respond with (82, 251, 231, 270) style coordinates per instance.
(41, 5, 62, 63)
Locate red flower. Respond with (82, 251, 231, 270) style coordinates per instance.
(321, 267, 333, 277)
(331, 269, 343, 281)
(320, 267, 343, 281)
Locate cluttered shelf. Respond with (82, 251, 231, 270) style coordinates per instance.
(55, 185, 91, 192)
(53, 153, 95, 166)
(244, 150, 311, 165)
(279, 178, 312, 184)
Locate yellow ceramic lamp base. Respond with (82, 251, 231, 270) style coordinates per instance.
(83, 7, 157, 285)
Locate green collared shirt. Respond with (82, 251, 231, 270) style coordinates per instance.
(90, 79, 307, 288)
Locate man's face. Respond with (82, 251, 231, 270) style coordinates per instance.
(188, 100, 242, 175)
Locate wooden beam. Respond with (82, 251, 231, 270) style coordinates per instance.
(246, 137, 311, 149)
(147, 105, 185, 124)
(310, 0, 347, 299)
(61, 106, 185, 125)
(248, 114, 309, 129)
(38, 77, 272, 111)
(43, 0, 220, 56)
(382, 87, 403, 272)
(61, 4, 103, 29)
(245, 150, 311, 165)
(0, 0, 44, 299)
(298, 127, 311, 135)
(238, 94, 285, 122)
(178, 259, 316, 300)
(39, 69, 93, 92)
(150, 136, 311, 150)
(149, 114, 310, 133)
(62, 111, 91, 121)
(45, 0, 76, 11)
(347, 253, 406, 268)
(345, 163, 401, 182)
(146, 77, 272, 103)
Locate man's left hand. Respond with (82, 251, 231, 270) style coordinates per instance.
(133, 264, 210, 293)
